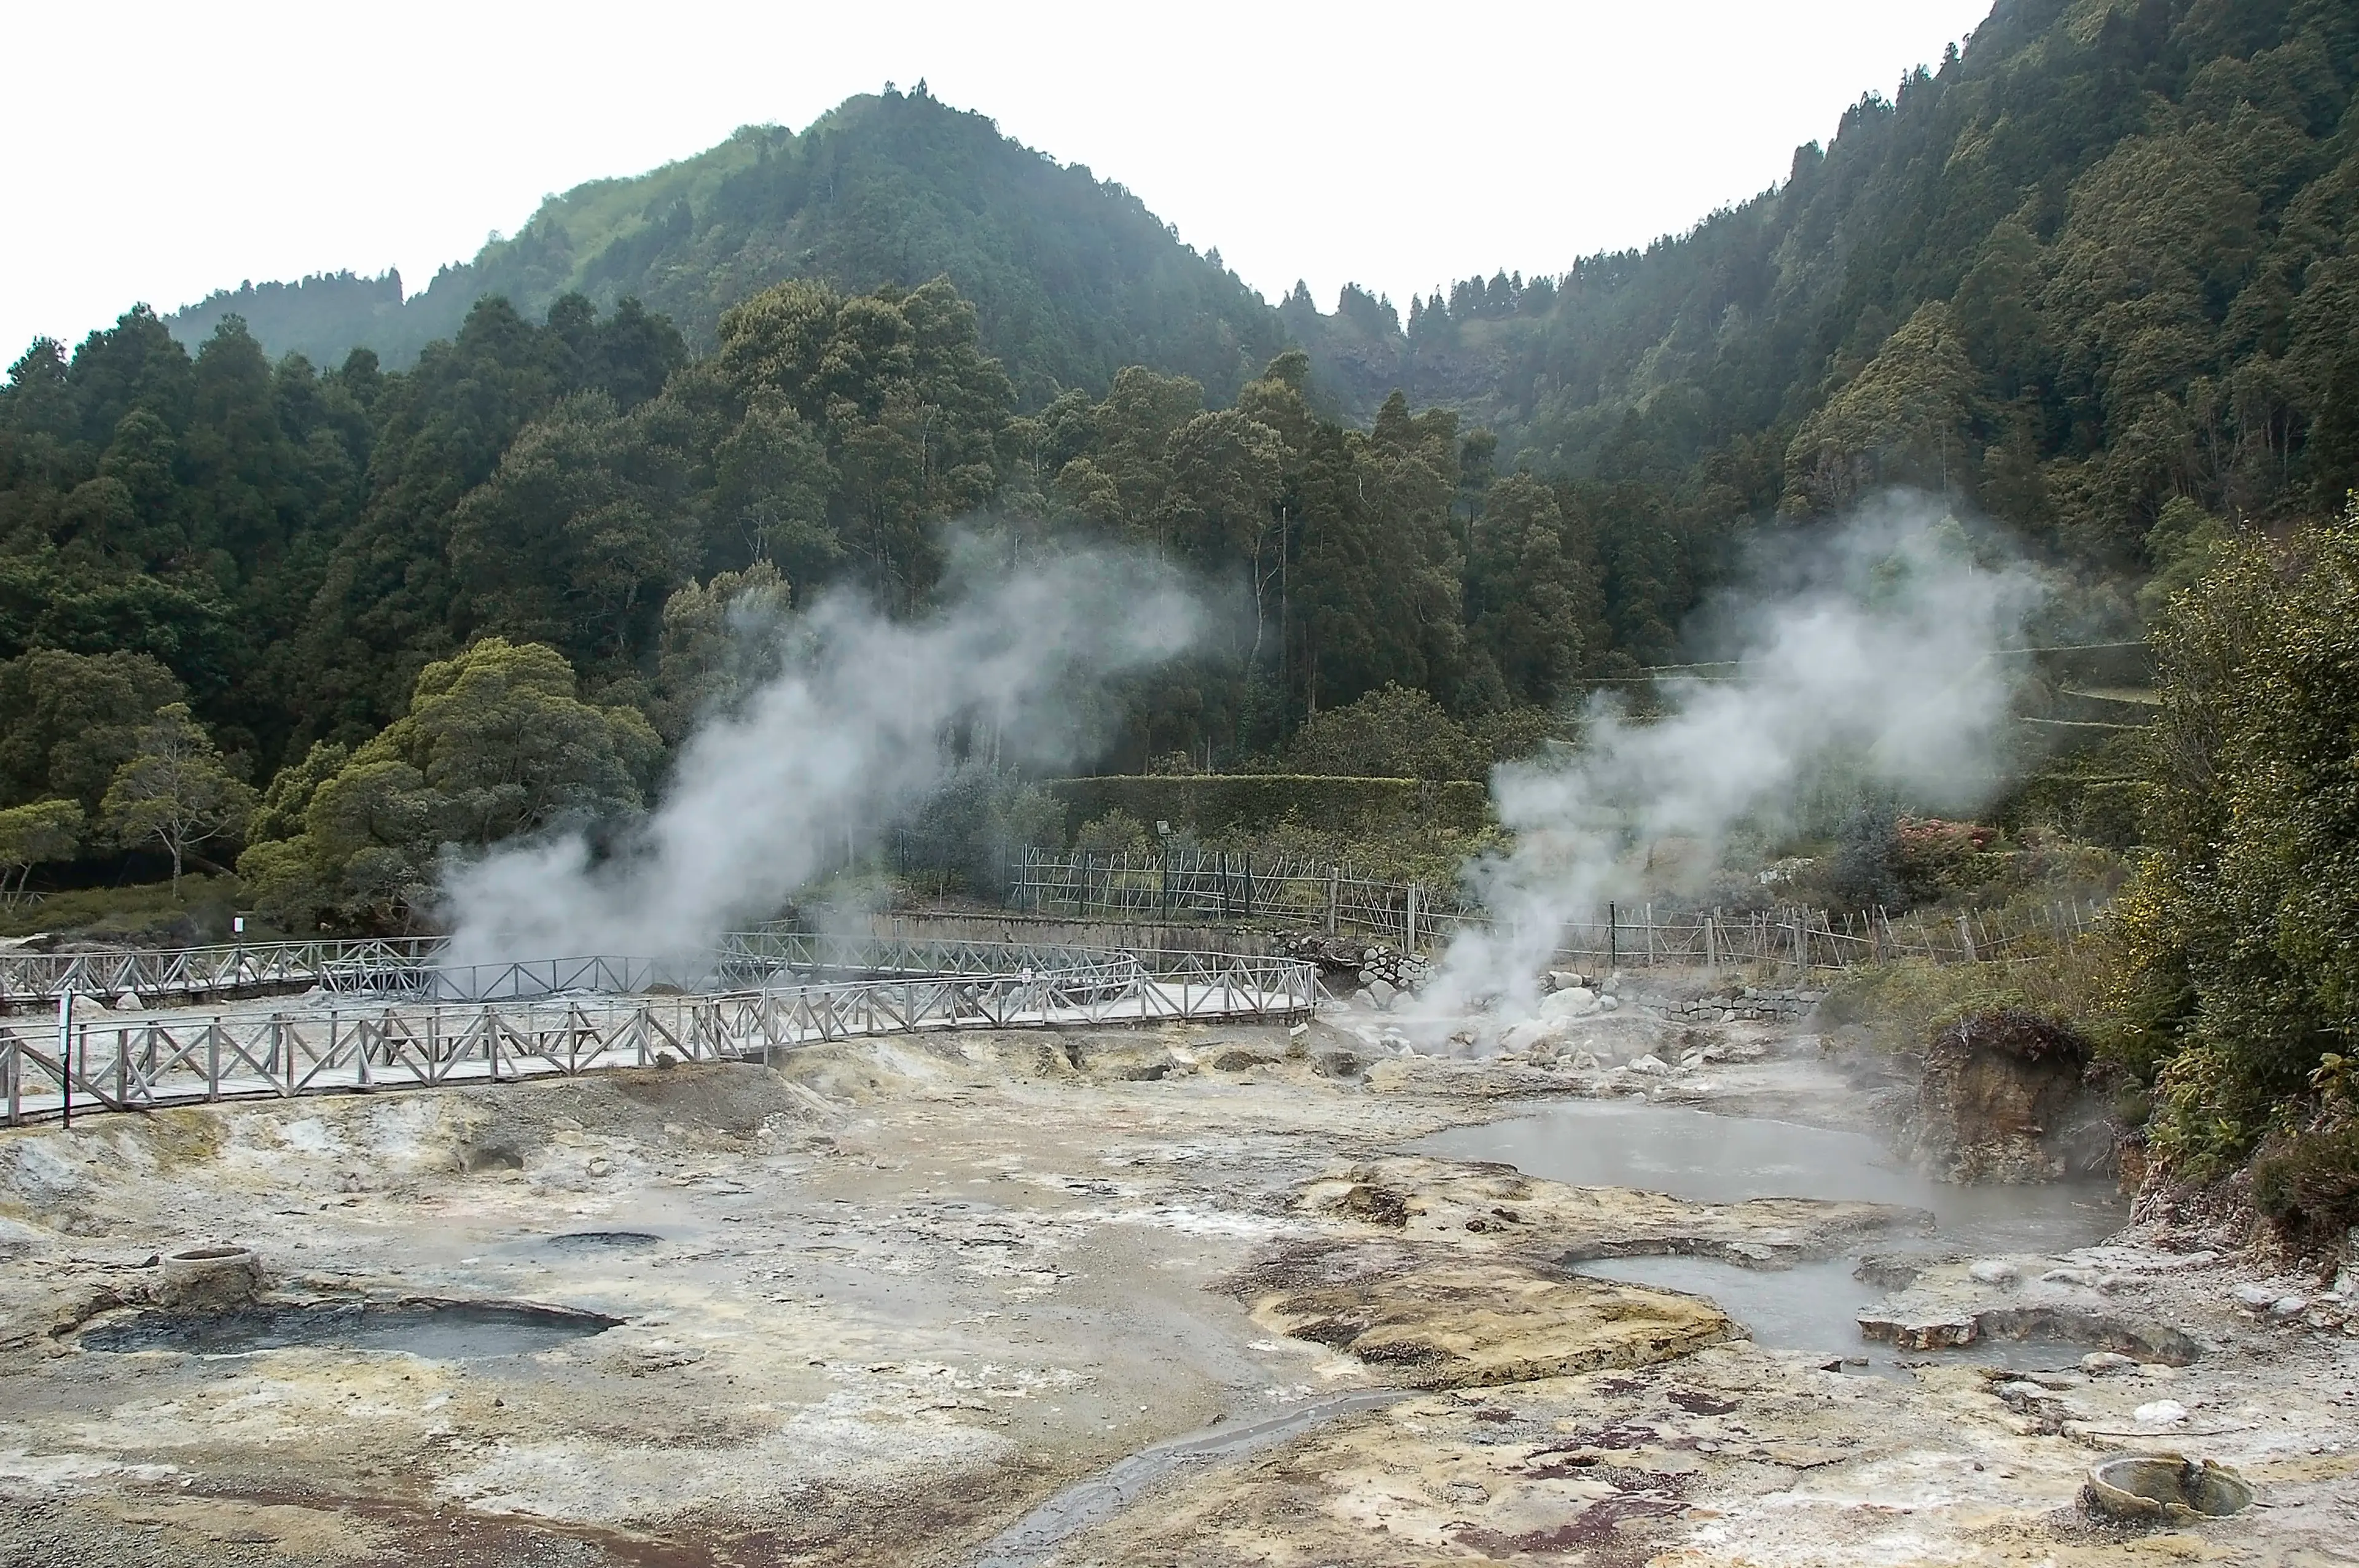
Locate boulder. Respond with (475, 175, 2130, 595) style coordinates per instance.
(1904, 1009, 2108, 1183)
(1538, 986, 1597, 1021)
(1498, 1018, 1559, 1056)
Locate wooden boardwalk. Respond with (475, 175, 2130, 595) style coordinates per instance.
(1, 951, 1315, 1126)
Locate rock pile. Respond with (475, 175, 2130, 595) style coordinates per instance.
(1278, 933, 1433, 1008)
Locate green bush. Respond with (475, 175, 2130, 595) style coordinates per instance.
(2251, 1123, 2359, 1255)
(2105, 509, 2359, 1177)
(1285, 684, 1484, 780)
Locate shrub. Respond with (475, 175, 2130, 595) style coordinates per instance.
(1827, 798, 1902, 912)
(2251, 1123, 2359, 1256)
(2103, 507, 2359, 1176)
(1073, 808, 1152, 856)
(1286, 684, 1484, 781)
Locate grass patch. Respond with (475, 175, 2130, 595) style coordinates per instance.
(0, 876, 245, 943)
(1818, 942, 2110, 1055)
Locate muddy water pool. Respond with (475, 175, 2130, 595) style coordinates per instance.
(81, 1300, 622, 1359)
(1419, 1099, 2127, 1371)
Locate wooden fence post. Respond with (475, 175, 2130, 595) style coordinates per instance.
(57, 990, 72, 1129)
(1326, 865, 1340, 935)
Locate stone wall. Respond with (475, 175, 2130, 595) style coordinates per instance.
(1630, 985, 1827, 1023)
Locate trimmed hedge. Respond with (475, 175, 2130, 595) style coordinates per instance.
(1046, 775, 1492, 838)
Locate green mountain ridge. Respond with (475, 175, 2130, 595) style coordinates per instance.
(168, 0, 2359, 576)
(166, 87, 1289, 407)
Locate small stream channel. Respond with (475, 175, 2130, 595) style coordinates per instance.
(1418, 1098, 2127, 1373)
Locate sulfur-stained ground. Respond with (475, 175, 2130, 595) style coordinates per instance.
(0, 1013, 2352, 1567)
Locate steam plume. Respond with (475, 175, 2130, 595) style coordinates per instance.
(1426, 499, 2043, 1020)
(439, 549, 1198, 967)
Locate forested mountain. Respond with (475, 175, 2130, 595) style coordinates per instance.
(4, 0, 2355, 924)
(1294, 0, 2359, 573)
(166, 85, 1286, 407)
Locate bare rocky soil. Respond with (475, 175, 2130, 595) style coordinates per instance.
(0, 1009, 2353, 1566)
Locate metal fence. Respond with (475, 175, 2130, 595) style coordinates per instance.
(1519, 899, 2109, 973)
(0, 948, 1315, 1125)
(1007, 848, 1484, 951)
(0, 937, 446, 1008)
(1006, 848, 2107, 974)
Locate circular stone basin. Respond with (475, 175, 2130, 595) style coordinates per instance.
(80, 1300, 619, 1359)
(541, 1231, 664, 1254)
(2083, 1455, 2253, 1523)
(158, 1246, 264, 1309)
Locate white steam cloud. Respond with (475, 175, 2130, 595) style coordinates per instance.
(1427, 500, 2043, 1020)
(439, 549, 1199, 967)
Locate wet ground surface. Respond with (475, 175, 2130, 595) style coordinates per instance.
(1422, 1097, 2129, 1373)
(80, 1301, 623, 1359)
(0, 1002, 2352, 1566)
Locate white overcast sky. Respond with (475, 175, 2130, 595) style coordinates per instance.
(4, 0, 1994, 359)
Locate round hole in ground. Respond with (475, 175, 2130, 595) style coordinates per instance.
(540, 1231, 665, 1254)
(79, 1301, 621, 1359)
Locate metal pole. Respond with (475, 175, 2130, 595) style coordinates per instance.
(1608, 902, 1617, 972)
(57, 990, 73, 1129)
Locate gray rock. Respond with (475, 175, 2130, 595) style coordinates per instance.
(2081, 1351, 2140, 1375)
(1969, 1259, 2022, 1287)
(2232, 1282, 2280, 1310)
